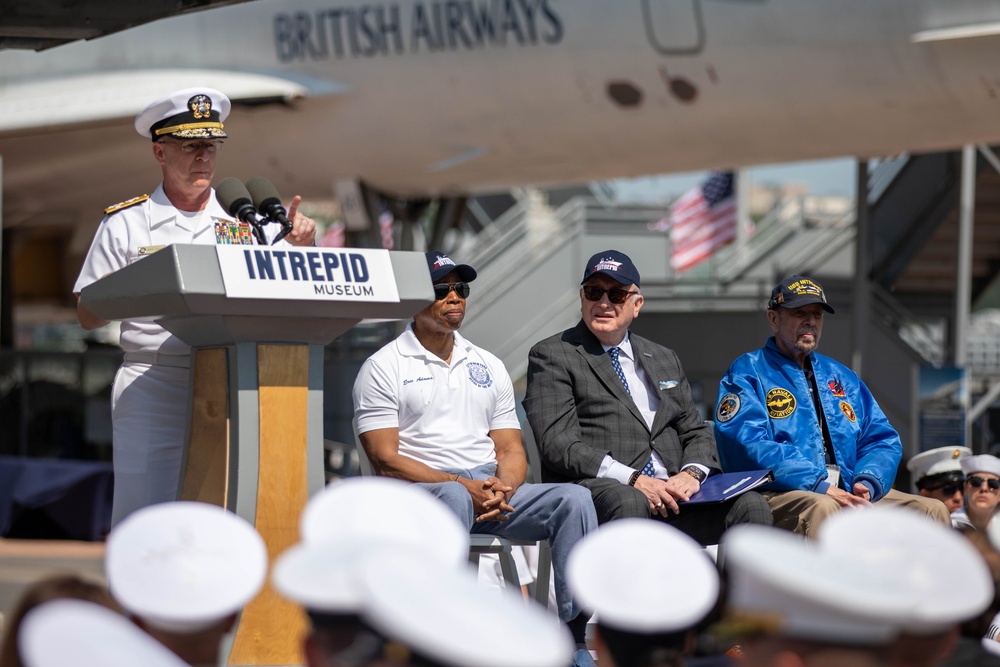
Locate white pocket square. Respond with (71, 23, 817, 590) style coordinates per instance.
(659, 380, 679, 389)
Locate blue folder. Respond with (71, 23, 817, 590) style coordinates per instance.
(682, 469, 773, 504)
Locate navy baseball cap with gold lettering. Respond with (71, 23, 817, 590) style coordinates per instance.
(768, 275, 835, 313)
(135, 87, 230, 141)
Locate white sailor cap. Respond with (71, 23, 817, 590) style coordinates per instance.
(817, 507, 992, 635)
(134, 87, 230, 140)
(961, 454, 1000, 478)
(19, 599, 190, 667)
(721, 525, 916, 645)
(358, 552, 574, 667)
(907, 447, 971, 486)
(106, 501, 267, 632)
(567, 519, 719, 633)
(273, 477, 470, 613)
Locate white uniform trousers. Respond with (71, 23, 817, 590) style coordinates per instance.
(110, 362, 189, 526)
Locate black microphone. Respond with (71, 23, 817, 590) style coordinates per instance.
(246, 176, 294, 244)
(216, 177, 266, 244)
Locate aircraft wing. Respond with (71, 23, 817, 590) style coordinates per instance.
(0, 69, 321, 134)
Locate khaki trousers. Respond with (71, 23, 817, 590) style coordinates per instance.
(765, 488, 950, 538)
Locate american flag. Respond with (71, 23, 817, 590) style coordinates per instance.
(668, 171, 737, 273)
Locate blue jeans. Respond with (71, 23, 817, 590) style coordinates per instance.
(418, 463, 597, 622)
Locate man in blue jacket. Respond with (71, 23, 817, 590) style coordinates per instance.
(714, 275, 949, 537)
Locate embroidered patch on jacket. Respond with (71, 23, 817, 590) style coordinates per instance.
(828, 377, 845, 397)
(839, 401, 856, 423)
(717, 393, 741, 422)
(766, 388, 796, 419)
(467, 362, 492, 388)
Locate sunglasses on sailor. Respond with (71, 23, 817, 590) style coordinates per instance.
(433, 282, 471, 300)
(966, 476, 1000, 491)
(582, 285, 639, 305)
(926, 483, 963, 496)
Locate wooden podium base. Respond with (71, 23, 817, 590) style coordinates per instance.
(181, 344, 312, 666)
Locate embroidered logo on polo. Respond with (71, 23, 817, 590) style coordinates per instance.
(839, 401, 857, 423)
(766, 388, 796, 419)
(828, 377, 845, 397)
(467, 362, 492, 388)
(717, 393, 740, 422)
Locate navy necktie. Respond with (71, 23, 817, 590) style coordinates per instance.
(610, 347, 656, 477)
(608, 347, 631, 396)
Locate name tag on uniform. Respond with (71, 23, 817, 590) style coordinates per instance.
(825, 464, 841, 489)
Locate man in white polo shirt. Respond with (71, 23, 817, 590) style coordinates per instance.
(352, 251, 598, 667)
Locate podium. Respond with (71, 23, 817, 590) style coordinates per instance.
(80, 244, 432, 666)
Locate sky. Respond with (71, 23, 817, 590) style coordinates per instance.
(611, 157, 859, 205)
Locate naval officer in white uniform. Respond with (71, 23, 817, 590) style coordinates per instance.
(73, 87, 317, 526)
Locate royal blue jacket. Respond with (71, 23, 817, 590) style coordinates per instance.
(714, 338, 901, 500)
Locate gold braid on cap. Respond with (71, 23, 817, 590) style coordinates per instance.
(155, 121, 225, 136)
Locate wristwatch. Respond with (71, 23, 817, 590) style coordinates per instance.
(681, 467, 707, 483)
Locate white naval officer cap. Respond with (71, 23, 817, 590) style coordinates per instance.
(721, 525, 916, 645)
(105, 501, 267, 632)
(19, 599, 190, 667)
(961, 454, 1000, 478)
(273, 476, 470, 612)
(907, 446, 971, 484)
(817, 507, 992, 635)
(567, 519, 719, 633)
(358, 552, 574, 667)
(134, 87, 230, 140)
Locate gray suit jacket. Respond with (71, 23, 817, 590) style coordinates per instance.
(523, 320, 719, 485)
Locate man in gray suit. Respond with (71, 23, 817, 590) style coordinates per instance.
(523, 250, 771, 545)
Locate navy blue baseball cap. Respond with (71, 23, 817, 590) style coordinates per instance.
(581, 250, 640, 288)
(426, 251, 477, 283)
(768, 275, 835, 313)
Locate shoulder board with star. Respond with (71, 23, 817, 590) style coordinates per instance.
(104, 194, 150, 216)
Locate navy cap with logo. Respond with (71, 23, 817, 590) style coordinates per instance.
(135, 87, 231, 141)
(581, 250, 640, 287)
(768, 275, 835, 314)
(426, 251, 477, 283)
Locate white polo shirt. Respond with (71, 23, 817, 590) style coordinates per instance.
(353, 324, 520, 471)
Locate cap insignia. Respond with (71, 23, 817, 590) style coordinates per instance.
(189, 95, 212, 119)
(953, 449, 962, 459)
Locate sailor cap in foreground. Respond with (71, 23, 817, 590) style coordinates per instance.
(907, 446, 971, 485)
(135, 87, 230, 140)
(961, 454, 1000, 478)
(20, 599, 189, 667)
(818, 507, 992, 635)
(721, 525, 916, 645)
(274, 477, 470, 612)
(106, 501, 267, 632)
(567, 519, 719, 633)
(299, 477, 470, 566)
(359, 552, 574, 667)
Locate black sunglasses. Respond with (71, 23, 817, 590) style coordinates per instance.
(967, 476, 1000, 491)
(582, 285, 638, 305)
(926, 483, 963, 496)
(433, 282, 471, 300)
